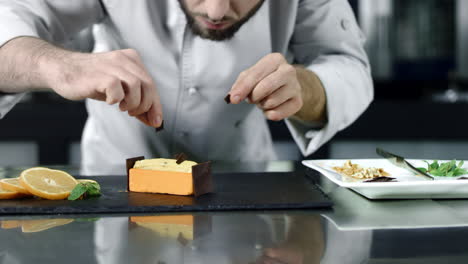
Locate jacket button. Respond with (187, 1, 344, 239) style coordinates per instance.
(341, 19, 350, 31)
(188, 87, 198, 96)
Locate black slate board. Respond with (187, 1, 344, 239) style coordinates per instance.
(0, 172, 332, 215)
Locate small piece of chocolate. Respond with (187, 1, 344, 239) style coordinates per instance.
(224, 94, 231, 104)
(458, 177, 468, 180)
(126, 156, 145, 191)
(192, 161, 213, 197)
(155, 120, 164, 132)
(177, 233, 189, 246)
(364, 176, 397, 183)
(174, 153, 188, 164)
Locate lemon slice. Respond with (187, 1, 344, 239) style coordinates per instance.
(0, 178, 32, 195)
(19, 167, 78, 200)
(0, 185, 28, 200)
(21, 219, 74, 233)
(1, 220, 22, 229)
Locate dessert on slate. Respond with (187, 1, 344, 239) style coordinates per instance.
(126, 154, 213, 197)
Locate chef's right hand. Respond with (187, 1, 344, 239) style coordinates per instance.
(46, 48, 163, 128)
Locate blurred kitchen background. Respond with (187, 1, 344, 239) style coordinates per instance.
(1, 0, 468, 167)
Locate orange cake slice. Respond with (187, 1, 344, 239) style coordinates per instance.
(126, 156, 212, 196)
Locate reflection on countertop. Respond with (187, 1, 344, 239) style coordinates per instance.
(2, 163, 468, 263)
(0, 212, 325, 264)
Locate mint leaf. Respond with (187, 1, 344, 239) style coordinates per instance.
(430, 170, 445, 176)
(449, 160, 457, 170)
(454, 168, 468, 176)
(430, 160, 439, 170)
(68, 181, 102, 200)
(87, 183, 101, 197)
(421, 160, 467, 177)
(68, 183, 87, 200)
(438, 162, 451, 173)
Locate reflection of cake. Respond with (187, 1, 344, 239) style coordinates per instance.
(129, 215, 212, 244)
(130, 215, 194, 240)
(126, 155, 212, 196)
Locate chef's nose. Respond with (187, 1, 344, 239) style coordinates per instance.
(204, 0, 230, 21)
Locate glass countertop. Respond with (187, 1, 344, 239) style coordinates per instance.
(1, 161, 468, 264)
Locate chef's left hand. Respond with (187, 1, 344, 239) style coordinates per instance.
(229, 53, 303, 121)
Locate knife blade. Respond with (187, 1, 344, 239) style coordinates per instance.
(376, 148, 434, 180)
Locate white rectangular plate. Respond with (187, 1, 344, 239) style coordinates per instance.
(303, 159, 468, 199)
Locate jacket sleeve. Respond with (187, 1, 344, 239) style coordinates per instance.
(0, 0, 105, 118)
(286, 0, 373, 156)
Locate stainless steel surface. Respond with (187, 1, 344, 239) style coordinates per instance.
(457, 0, 468, 80)
(359, 0, 456, 81)
(359, 0, 393, 79)
(376, 147, 434, 180)
(2, 161, 468, 264)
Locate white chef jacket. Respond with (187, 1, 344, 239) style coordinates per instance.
(0, 0, 373, 175)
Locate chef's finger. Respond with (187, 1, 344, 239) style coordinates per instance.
(136, 113, 152, 127)
(229, 53, 286, 104)
(144, 101, 163, 128)
(109, 69, 142, 112)
(136, 103, 162, 128)
(95, 74, 125, 105)
(151, 92, 164, 128)
(118, 49, 162, 119)
(257, 85, 294, 110)
(89, 93, 107, 102)
(264, 96, 303, 121)
(128, 82, 153, 116)
(137, 87, 163, 128)
(249, 63, 295, 103)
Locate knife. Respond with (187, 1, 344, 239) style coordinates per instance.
(376, 148, 434, 180)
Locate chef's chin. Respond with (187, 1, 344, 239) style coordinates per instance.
(189, 21, 243, 41)
(178, 0, 266, 41)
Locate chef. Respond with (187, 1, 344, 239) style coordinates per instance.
(0, 0, 372, 175)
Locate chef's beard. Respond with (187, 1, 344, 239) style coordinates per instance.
(178, 0, 265, 41)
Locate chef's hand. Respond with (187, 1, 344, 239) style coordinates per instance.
(46, 47, 163, 128)
(228, 53, 326, 123)
(256, 247, 304, 264)
(255, 215, 324, 264)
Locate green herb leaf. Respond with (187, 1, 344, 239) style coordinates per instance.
(68, 183, 88, 200)
(454, 168, 468, 176)
(449, 160, 457, 170)
(420, 159, 468, 177)
(430, 170, 444, 176)
(87, 183, 101, 197)
(430, 160, 439, 170)
(438, 162, 451, 173)
(68, 181, 102, 200)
